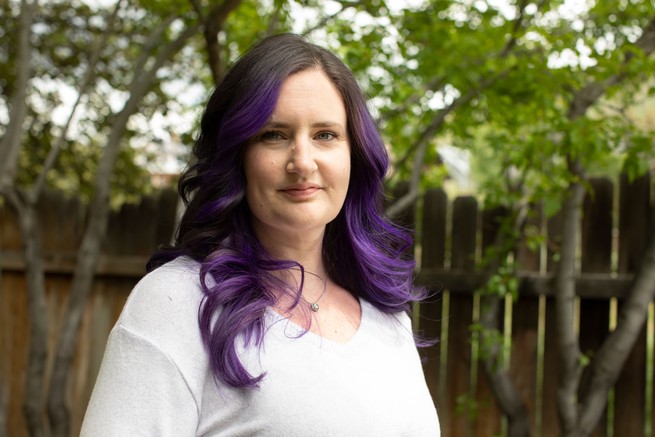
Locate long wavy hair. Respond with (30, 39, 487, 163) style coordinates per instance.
(148, 34, 424, 389)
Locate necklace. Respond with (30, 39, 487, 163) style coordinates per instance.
(303, 272, 328, 312)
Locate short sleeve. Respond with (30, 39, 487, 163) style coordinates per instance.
(80, 324, 199, 437)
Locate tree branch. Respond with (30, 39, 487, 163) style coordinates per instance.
(385, 68, 514, 219)
(385, 0, 542, 219)
(133, 14, 178, 77)
(0, 0, 35, 190)
(197, 0, 244, 84)
(568, 17, 655, 120)
(555, 158, 585, 434)
(10, 190, 49, 437)
(300, 1, 358, 37)
(377, 75, 447, 124)
(577, 214, 655, 434)
(30, 0, 125, 203)
(264, 0, 284, 37)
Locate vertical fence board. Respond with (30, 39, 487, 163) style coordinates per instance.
(614, 172, 652, 436)
(421, 188, 447, 269)
(515, 206, 542, 435)
(542, 297, 561, 436)
(446, 293, 475, 437)
(618, 173, 651, 273)
(475, 207, 507, 435)
(391, 181, 416, 255)
(577, 300, 609, 437)
(579, 178, 613, 437)
(445, 197, 478, 437)
(4, 272, 28, 437)
(510, 295, 540, 435)
(0, 205, 21, 250)
(581, 178, 613, 273)
(615, 327, 648, 437)
(420, 188, 447, 405)
(451, 197, 477, 271)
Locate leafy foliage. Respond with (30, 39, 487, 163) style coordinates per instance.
(3, 0, 653, 210)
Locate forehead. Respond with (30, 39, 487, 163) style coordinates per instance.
(271, 69, 346, 121)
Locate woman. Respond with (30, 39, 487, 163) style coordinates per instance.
(82, 33, 440, 436)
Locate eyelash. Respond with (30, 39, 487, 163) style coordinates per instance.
(259, 131, 338, 141)
(315, 131, 336, 140)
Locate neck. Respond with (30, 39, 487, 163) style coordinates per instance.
(253, 224, 327, 277)
(252, 224, 331, 310)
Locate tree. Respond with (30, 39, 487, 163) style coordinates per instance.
(359, 1, 655, 435)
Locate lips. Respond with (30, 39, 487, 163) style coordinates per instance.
(280, 184, 321, 198)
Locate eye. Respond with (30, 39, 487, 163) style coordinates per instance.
(260, 131, 284, 142)
(315, 131, 336, 141)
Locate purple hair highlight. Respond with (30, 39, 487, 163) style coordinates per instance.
(148, 34, 426, 389)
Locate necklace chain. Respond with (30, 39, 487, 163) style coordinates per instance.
(302, 271, 327, 312)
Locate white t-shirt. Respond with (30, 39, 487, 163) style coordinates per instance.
(81, 257, 441, 436)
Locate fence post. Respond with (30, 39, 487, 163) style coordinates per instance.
(419, 188, 447, 405)
(447, 196, 479, 437)
(615, 172, 652, 435)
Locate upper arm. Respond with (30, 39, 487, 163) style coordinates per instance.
(81, 324, 200, 437)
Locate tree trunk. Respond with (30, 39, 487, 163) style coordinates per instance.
(480, 295, 531, 437)
(576, 213, 655, 434)
(45, 22, 200, 437)
(16, 196, 49, 437)
(0, 0, 34, 188)
(554, 16, 655, 436)
(0, 1, 42, 435)
(1, 191, 50, 437)
(554, 174, 585, 436)
(196, 0, 245, 84)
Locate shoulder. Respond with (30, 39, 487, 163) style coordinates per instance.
(86, 256, 210, 431)
(360, 299, 415, 346)
(116, 256, 205, 354)
(133, 255, 201, 297)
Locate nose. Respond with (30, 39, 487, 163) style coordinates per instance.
(286, 139, 317, 176)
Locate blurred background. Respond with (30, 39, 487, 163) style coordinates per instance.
(1, 0, 654, 436)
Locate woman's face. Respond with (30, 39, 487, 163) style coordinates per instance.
(244, 68, 351, 241)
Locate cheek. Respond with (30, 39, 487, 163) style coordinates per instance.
(342, 165, 351, 188)
(244, 151, 275, 187)
(341, 156, 352, 187)
(333, 160, 351, 202)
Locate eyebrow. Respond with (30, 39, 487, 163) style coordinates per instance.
(263, 120, 345, 129)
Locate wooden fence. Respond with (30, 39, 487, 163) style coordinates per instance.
(0, 172, 653, 436)
(0, 189, 179, 437)
(415, 172, 654, 436)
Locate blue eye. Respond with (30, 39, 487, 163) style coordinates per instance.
(315, 132, 336, 140)
(260, 131, 283, 141)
